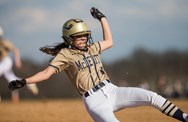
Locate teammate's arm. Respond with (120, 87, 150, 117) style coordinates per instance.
(4, 41, 22, 68)
(90, 7, 113, 52)
(12, 45, 22, 69)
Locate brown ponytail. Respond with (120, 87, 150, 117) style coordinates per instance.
(39, 42, 69, 56)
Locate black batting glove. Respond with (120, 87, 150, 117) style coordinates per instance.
(8, 79, 26, 91)
(90, 7, 106, 21)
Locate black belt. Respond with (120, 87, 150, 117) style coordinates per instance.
(84, 79, 110, 98)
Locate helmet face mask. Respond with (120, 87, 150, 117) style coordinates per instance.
(62, 18, 91, 46)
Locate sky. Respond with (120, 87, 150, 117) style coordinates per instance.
(0, 0, 188, 64)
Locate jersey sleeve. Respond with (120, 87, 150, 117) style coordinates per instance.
(90, 41, 101, 54)
(49, 50, 69, 73)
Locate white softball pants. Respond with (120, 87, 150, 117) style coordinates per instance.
(82, 81, 166, 122)
(0, 56, 19, 82)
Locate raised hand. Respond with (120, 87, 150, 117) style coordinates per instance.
(90, 7, 106, 21)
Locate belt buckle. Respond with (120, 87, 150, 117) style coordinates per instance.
(84, 92, 89, 97)
(92, 84, 100, 92)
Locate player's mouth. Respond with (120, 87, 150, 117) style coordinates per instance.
(77, 43, 87, 49)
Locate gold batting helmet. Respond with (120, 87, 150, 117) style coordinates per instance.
(62, 18, 91, 45)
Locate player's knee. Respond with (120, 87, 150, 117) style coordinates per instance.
(149, 91, 166, 109)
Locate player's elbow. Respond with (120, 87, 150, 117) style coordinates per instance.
(42, 66, 56, 80)
(42, 71, 52, 80)
(108, 39, 113, 48)
(100, 39, 113, 51)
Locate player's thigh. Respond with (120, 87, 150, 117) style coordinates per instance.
(4, 69, 20, 82)
(83, 90, 119, 122)
(114, 87, 156, 110)
(0, 57, 12, 76)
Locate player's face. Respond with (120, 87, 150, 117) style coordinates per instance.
(72, 34, 88, 50)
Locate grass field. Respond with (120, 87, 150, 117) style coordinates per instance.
(0, 99, 187, 122)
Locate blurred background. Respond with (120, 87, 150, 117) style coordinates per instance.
(0, 0, 188, 100)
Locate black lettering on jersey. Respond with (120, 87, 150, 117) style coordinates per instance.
(81, 61, 87, 69)
(75, 61, 82, 70)
(86, 57, 93, 67)
(75, 54, 101, 71)
(75, 60, 87, 70)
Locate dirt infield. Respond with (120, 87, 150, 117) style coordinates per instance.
(0, 99, 187, 122)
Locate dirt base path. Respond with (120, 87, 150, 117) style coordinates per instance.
(0, 99, 187, 122)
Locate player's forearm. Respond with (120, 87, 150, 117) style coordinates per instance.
(101, 18, 113, 43)
(90, 7, 113, 50)
(26, 71, 49, 84)
(8, 65, 55, 91)
(100, 18, 113, 51)
(25, 66, 55, 84)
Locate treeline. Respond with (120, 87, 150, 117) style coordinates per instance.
(0, 48, 188, 99)
(107, 48, 188, 86)
(105, 48, 188, 98)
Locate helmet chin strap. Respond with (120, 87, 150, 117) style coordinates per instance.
(80, 47, 88, 51)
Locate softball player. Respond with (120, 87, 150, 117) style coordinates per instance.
(0, 26, 38, 102)
(8, 7, 188, 121)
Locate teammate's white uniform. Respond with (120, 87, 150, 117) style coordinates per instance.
(0, 28, 20, 83)
(0, 56, 19, 82)
(0, 27, 38, 100)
